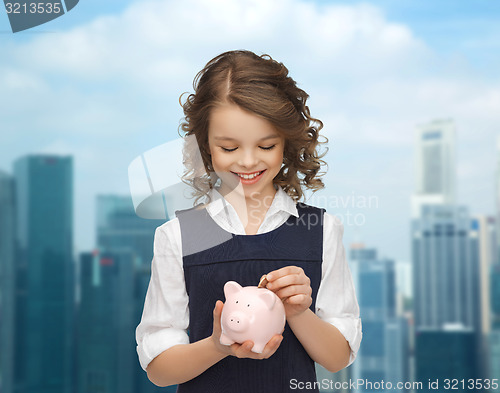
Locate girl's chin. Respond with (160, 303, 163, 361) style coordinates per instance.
(220, 183, 276, 198)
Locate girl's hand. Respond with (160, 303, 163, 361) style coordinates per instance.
(264, 266, 312, 319)
(210, 300, 283, 359)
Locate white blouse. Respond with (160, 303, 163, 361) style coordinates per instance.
(135, 186, 362, 371)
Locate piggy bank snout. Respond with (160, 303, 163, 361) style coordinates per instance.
(225, 311, 249, 332)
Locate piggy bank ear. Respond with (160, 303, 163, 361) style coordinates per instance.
(259, 291, 276, 310)
(224, 281, 242, 298)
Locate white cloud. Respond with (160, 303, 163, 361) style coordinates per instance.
(1, 0, 437, 155)
(1, 0, 498, 258)
(6, 1, 429, 85)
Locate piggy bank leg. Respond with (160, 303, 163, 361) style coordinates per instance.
(220, 333, 235, 346)
(251, 342, 266, 354)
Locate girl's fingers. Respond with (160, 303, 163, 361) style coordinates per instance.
(275, 284, 311, 300)
(262, 335, 283, 358)
(267, 271, 310, 291)
(285, 294, 312, 305)
(231, 335, 283, 359)
(232, 341, 254, 358)
(267, 266, 304, 281)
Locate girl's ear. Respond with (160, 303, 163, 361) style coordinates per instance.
(224, 281, 242, 298)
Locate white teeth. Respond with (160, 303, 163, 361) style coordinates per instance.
(236, 171, 263, 180)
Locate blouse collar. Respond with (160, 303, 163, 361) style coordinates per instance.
(206, 185, 299, 220)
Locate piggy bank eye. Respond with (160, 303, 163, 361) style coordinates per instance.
(247, 304, 250, 307)
(235, 301, 239, 304)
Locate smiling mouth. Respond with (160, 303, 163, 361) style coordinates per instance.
(231, 170, 265, 180)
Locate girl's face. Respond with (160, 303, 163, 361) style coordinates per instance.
(208, 103, 285, 201)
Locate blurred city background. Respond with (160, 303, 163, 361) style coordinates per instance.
(1, 1, 499, 392)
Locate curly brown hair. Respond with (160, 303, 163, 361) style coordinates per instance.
(179, 50, 328, 205)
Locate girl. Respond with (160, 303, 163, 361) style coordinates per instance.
(136, 50, 362, 392)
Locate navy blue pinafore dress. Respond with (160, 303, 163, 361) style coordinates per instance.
(175, 202, 325, 393)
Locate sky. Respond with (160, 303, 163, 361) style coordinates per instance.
(1, 0, 499, 261)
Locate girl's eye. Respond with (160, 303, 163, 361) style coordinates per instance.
(221, 145, 276, 152)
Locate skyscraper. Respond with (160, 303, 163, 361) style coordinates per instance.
(96, 195, 165, 267)
(412, 119, 456, 216)
(411, 121, 485, 385)
(0, 170, 15, 393)
(76, 250, 135, 393)
(495, 136, 500, 263)
(470, 216, 498, 379)
(349, 245, 408, 392)
(76, 194, 167, 393)
(412, 209, 483, 385)
(12, 155, 74, 393)
(491, 136, 500, 379)
(491, 265, 500, 378)
(471, 216, 496, 335)
(412, 205, 479, 330)
(415, 326, 479, 388)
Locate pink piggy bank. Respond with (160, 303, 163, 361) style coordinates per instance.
(220, 281, 286, 353)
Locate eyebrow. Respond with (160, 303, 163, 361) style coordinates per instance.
(213, 134, 280, 142)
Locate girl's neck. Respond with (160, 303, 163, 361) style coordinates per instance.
(217, 183, 277, 234)
(218, 183, 277, 209)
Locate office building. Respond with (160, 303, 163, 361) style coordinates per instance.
(411, 121, 485, 383)
(76, 195, 168, 393)
(471, 216, 495, 335)
(349, 245, 408, 392)
(12, 155, 74, 393)
(394, 260, 412, 316)
(471, 216, 497, 378)
(412, 205, 480, 331)
(76, 250, 135, 393)
(416, 324, 481, 391)
(495, 136, 500, 262)
(0, 171, 15, 393)
(385, 318, 409, 388)
(492, 265, 500, 330)
(491, 265, 500, 378)
(412, 119, 456, 217)
(490, 330, 500, 380)
(416, 326, 479, 389)
(96, 195, 165, 267)
(414, 119, 456, 201)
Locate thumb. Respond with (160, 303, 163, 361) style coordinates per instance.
(213, 300, 223, 329)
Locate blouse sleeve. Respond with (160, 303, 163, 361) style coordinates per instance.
(315, 212, 362, 367)
(135, 218, 190, 371)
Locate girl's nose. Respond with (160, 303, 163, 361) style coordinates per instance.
(238, 149, 259, 168)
